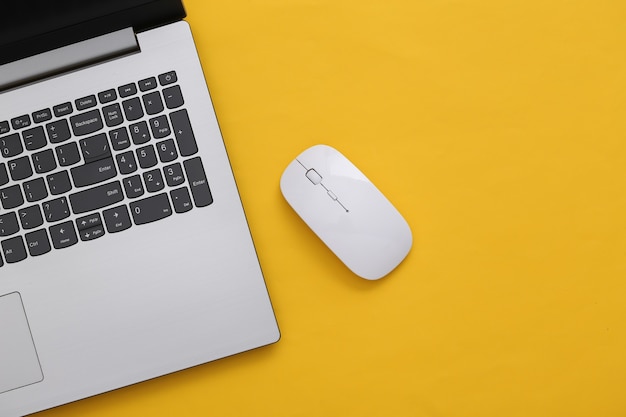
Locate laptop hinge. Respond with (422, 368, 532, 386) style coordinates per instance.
(0, 28, 139, 92)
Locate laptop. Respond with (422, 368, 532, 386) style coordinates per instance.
(0, 1, 280, 415)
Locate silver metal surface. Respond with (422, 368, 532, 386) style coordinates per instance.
(0, 21, 279, 416)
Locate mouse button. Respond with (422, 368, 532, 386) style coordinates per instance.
(305, 168, 322, 185)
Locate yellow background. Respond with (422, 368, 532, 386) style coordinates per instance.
(40, 0, 626, 416)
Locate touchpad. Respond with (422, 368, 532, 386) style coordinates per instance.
(0, 292, 43, 394)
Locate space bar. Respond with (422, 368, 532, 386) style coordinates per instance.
(69, 180, 124, 214)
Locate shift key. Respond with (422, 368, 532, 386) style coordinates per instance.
(69, 180, 123, 214)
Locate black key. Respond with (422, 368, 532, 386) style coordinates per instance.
(143, 168, 164, 192)
(70, 109, 103, 136)
(98, 89, 117, 104)
(130, 193, 172, 225)
(102, 103, 124, 127)
(1, 133, 23, 157)
(156, 139, 178, 163)
(43, 197, 70, 222)
(116, 151, 137, 175)
(18, 205, 44, 229)
(163, 85, 184, 109)
(170, 187, 193, 213)
(109, 127, 131, 151)
(149, 115, 171, 139)
(46, 171, 72, 195)
(122, 97, 143, 121)
(25, 229, 51, 256)
(129, 121, 151, 145)
(69, 180, 123, 214)
(142, 91, 164, 115)
(11, 115, 31, 130)
(170, 110, 198, 156)
(0, 212, 19, 236)
(46, 119, 71, 143)
(32, 149, 57, 174)
(71, 157, 116, 187)
(158, 71, 177, 86)
(49, 221, 77, 249)
(56, 142, 81, 166)
(8, 156, 33, 181)
(75, 95, 97, 111)
(118, 83, 137, 98)
(53, 102, 73, 117)
(123, 175, 144, 198)
(139, 77, 157, 91)
(32, 109, 52, 124)
(79, 224, 105, 241)
(0, 121, 9, 134)
(103, 205, 132, 233)
(76, 213, 102, 231)
(0, 184, 24, 209)
(22, 126, 47, 150)
(184, 157, 213, 207)
(23, 178, 48, 202)
(163, 162, 185, 187)
(136, 145, 157, 169)
(79, 133, 111, 163)
(0, 163, 8, 186)
(2, 236, 27, 263)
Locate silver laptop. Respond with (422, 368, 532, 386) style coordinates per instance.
(0, 1, 280, 415)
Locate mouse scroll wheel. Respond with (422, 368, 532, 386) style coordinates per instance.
(305, 169, 323, 185)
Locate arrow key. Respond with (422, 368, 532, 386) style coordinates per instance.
(79, 224, 105, 242)
(76, 213, 102, 231)
(49, 221, 78, 249)
(103, 205, 132, 233)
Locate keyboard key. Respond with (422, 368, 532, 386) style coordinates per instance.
(102, 103, 124, 127)
(170, 110, 198, 157)
(32, 149, 57, 174)
(103, 205, 132, 233)
(143, 169, 164, 193)
(76, 213, 102, 231)
(122, 97, 144, 121)
(56, 142, 81, 166)
(116, 151, 137, 175)
(130, 193, 172, 225)
(142, 91, 164, 115)
(43, 197, 70, 222)
(170, 187, 193, 213)
(79, 224, 105, 242)
(25, 229, 51, 256)
(156, 139, 178, 163)
(129, 121, 151, 145)
(79, 133, 111, 163)
(49, 221, 77, 249)
(71, 157, 117, 187)
(136, 145, 157, 169)
(138, 77, 157, 91)
(32, 109, 52, 124)
(0, 121, 9, 135)
(46, 171, 72, 195)
(164, 162, 185, 187)
(109, 127, 131, 151)
(123, 175, 144, 198)
(1, 236, 27, 263)
(0, 163, 8, 186)
(158, 71, 177, 86)
(0, 184, 24, 209)
(98, 89, 117, 104)
(11, 115, 31, 130)
(53, 102, 73, 117)
(69, 180, 123, 214)
(46, 119, 71, 143)
(23, 178, 48, 202)
(75, 95, 97, 111)
(163, 85, 184, 109)
(118, 83, 137, 98)
(184, 157, 213, 207)
(18, 205, 44, 230)
(70, 109, 103, 136)
(1, 133, 24, 157)
(149, 115, 171, 139)
(8, 156, 33, 181)
(0, 212, 19, 236)
(22, 126, 47, 151)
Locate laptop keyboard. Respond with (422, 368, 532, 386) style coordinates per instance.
(0, 71, 213, 266)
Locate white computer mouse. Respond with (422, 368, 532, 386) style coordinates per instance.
(280, 144, 412, 280)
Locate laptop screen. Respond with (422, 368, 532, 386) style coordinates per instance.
(0, 0, 185, 65)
